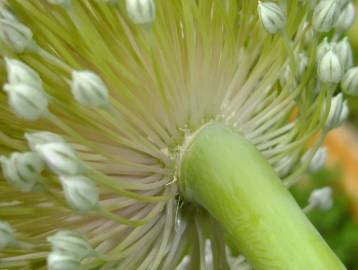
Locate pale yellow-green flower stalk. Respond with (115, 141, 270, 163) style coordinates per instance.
(0, 0, 356, 269)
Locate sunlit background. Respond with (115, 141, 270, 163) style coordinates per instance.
(292, 3, 358, 268)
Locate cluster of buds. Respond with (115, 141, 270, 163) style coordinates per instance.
(26, 131, 99, 213)
(47, 230, 95, 270)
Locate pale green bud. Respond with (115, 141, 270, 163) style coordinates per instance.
(0, 152, 44, 192)
(302, 147, 327, 172)
(3, 83, 48, 120)
(25, 131, 65, 151)
(47, 251, 81, 270)
(335, 2, 356, 32)
(5, 58, 42, 87)
(71, 70, 109, 107)
(275, 155, 297, 177)
(126, 0, 156, 25)
(341, 66, 358, 95)
(333, 37, 353, 71)
(326, 93, 344, 129)
(59, 175, 99, 213)
(257, 1, 286, 34)
(47, 230, 93, 260)
(0, 19, 35, 53)
(316, 38, 331, 63)
(308, 187, 333, 210)
(35, 142, 83, 176)
(318, 49, 343, 83)
(312, 0, 340, 33)
(0, 221, 15, 249)
(339, 100, 349, 123)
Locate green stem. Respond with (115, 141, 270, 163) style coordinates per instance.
(180, 123, 345, 270)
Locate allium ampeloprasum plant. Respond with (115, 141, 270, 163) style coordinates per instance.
(0, 0, 357, 269)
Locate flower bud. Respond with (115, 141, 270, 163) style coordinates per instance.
(25, 131, 65, 151)
(318, 49, 343, 83)
(59, 176, 99, 213)
(70, 70, 109, 107)
(302, 147, 327, 172)
(47, 251, 81, 270)
(126, 0, 156, 25)
(0, 19, 35, 53)
(3, 83, 48, 121)
(339, 100, 349, 124)
(0, 152, 44, 192)
(341, 66, 358, 96)
(35, 142, 83, 176)
(333, 37, 353, 71)
(335, 2, 355, 32)
(316, 38, 330, 63)
(257, 1, 286, 34)
(5, 58, 42, 87)
(275, 155, 297, 177)
(280, 52, 308, 86)
(312, 0, 340, 33)
(326, 93, 344, 130)
(308, 187, 333, 210)
(0, 221, 15, 249)
(47, 230, 93, 260)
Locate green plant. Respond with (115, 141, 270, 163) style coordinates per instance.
(0, 0, 357, 269)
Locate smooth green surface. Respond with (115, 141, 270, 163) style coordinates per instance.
(180, 123, 345, 270)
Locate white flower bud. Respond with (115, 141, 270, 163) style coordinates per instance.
(59, 176, 98, 213)
(70, 70, 109, 107)
(0, 221, 15, 249)
(308, 187, 333, 210)
(333, 37, 353, 71)
(257, 1, 286, 34)
(126, 0, 156, 25)
(47, 230, 93, 260)
(275, 155, 297, 177)
(318, 49, 343, 83)
(280, 52, 308, 86)
(326, 93, 344, 130)
(0, 19, 35, 53)
(0, 152, 44, 192)
(5, 58, 42, 87)
(47, 0, 71, 9)
(312, 0, 340, 33)
(25, 131, 65, 151)
(302, 147, 327, 172)
(339, 100, 349, 123)
(335, 2, 356, 32)
(341, 66, 358, 96)
(316, 38, 331, 63)
(4, 83, 48, 121)
(3, 83, 48, 121)
(47, 251, 81, 270)
(35, 142, 83, 176)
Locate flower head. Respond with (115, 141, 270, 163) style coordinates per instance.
(0, 0, 356, 269)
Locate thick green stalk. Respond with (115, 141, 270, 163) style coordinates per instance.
(180, 123, 345, 270)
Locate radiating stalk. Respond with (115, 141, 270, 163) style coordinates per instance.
(180, 123, 345, 270)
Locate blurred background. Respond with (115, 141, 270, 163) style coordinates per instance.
(292, 4, 358, 268)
